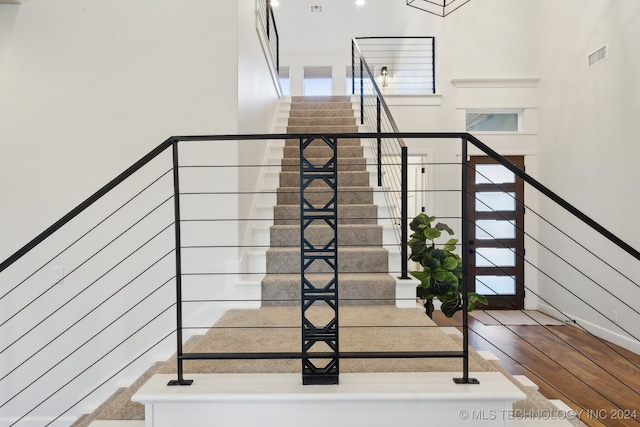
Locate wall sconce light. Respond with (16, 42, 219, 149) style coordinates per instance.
(381, 66, 388, 87)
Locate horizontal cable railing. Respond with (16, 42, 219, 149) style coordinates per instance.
(1, 127, 638, 424)
(352, 37, 410, 280)
(0, 143, 178, 426)
(354, 36, 435, 95)
(257, 0, 280, 74)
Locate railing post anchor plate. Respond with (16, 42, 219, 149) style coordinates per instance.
(453, 377, 480, 385)
(167, 379, 194, 386)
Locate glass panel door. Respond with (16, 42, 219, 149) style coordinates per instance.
(467, 156, 525, 309)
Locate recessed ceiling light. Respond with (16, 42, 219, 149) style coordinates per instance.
(356, 0, 365, 5)
(271, 0, 280, 6)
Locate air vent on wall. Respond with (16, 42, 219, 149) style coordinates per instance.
(588, 45, 608, 68)
(310, 5, 324, 13)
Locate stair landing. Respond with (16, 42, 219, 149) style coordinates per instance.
(132, 372, 527, 427)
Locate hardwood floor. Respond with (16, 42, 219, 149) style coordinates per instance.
(431, 311, 640, 427)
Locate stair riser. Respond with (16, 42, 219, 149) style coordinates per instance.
(284, 138, 361, 147)
(287, 117, 356, 126)
(290, 102, 353, 110)
(281, 158, 367, 172)
(265, 249, 389, 274)
(289, 109, 355, 118)
(270, 225, 383, 247)
(261, 276, 395, 306)
(287, 125, 359, 133)
(283, 146, 363, 158)
(291, 95, 352, 103)
(279, 171, 370, 188)
(273, 205, 379, 225)
(276, 188, 373, 205)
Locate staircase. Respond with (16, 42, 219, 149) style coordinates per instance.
(261, 96, 396, 306)
(71, 98, 583, 427)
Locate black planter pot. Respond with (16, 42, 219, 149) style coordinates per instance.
(423, 298, 434, 318)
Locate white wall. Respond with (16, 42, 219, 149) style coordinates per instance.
(275, 0, 438, 96)
(276, 0, 640, 348)
(237, 0, 281, 248)
(534, 0, 640, 350)
(0, 0, 280, 423)
(0, 0, 238, 261)
(0, 5, 19, 68)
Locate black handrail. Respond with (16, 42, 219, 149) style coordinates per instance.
(268, 3, 280, 73)
(352, 37, 410, 279)
(263, 0, 280, 74)
(2, 132, 637, 279)
(465, 134, 640, 261)
(0, 137, 175, 273)
(351, 39, 406, 141)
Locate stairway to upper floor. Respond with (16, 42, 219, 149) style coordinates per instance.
(261, 96, 396, 306)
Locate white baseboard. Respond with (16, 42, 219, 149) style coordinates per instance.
(537, 303, 640, 355)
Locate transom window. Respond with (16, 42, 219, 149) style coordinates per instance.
(466, 111, 520, 132)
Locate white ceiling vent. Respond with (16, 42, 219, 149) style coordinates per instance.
(310, 5, 324, 13)
(588, 45, 608, 68)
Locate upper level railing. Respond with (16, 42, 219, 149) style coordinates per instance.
(353, 36, 435, 95)
(257, 0, 280, 74)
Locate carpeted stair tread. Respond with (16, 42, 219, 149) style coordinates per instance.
(285, 138, 361, 146)
(287, 125, 359, 133)
(291, 95, 352, 103)
(283, 145, 364, 158)
(265, 246, 389, 274)
(274, 204, 378, 225)
(78, 306, 586, 426)
(287, 116, 356, 126)
(281, 157, 367, 171)
(261, 273, 396, 306)
(269, 224, 383, 247)
(290, 102, 353, 110)
(289, 109, 355, 118)
(276, 186, 373, 205)
(279, 170, 370, 187)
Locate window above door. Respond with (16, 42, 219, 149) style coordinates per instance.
(466, 109, 522, 132)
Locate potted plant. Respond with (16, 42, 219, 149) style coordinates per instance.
(408, 213, 487, 318)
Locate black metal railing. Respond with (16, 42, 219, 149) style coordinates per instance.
(0, 141, 178, 425)
(257, 0, 280, 74)
(352, 37, 411, 280)
(1, 127, 638, 424)
(353, 36, 435, 95)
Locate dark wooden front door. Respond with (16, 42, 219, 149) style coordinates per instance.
(467, 156, 525, 309)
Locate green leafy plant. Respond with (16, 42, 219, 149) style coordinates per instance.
(408, 213, 487, 318)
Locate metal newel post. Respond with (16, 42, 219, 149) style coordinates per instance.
(376, 97, 382, 187)
(400, 146, 409, 279)
(168, 139, 193, 386)
(455, 135, 479, 385)
(266, 0, 271, 39)
(351, 40, 356, 95)
(276, 28, 280, 74)
(431, 37, 436, 94)
(360, 58, 364, 125)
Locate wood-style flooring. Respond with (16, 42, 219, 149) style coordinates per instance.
(431, 311, 640, 427)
